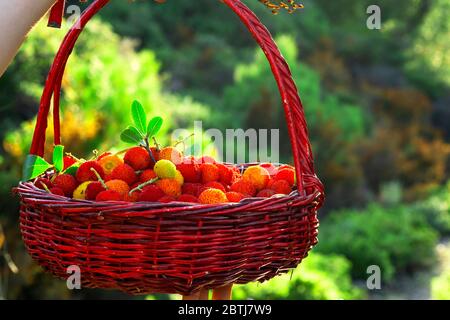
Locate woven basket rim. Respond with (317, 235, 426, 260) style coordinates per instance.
(16, 160, 324, 214)
(16, 180, 322, 215)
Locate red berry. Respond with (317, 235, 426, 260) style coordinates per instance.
(268, 179, 292, 195)
(230, 179, 256, 197)
(124, 147, 151, 170)
(177, 194, 198, 203)
(76, 161, 105, 183)
(226, 191, 245, 202)
(85, 181, 107, 200)
(177, 158, 201, 183)
(217, 164, 240, 186)
(182, 183, 202, 196)
(109, 164, 137, 185)
(53, 174, 78, 197)
(159, 195, 176, 203)
(96, 190, 122, 201)
(139, 169, 157, 183)
(149, 147, 160, 168)
(200, 163, 219, 183)
(34, 178, 54, 190)
(256, 189, 276, 198)
(137, 185, 165, 202)
(274, 168, 295, 186)
(63, 156, 77, 170)
(97, 152, 112, 161)
(49, 187, 65, 196)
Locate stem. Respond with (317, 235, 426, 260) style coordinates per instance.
(174, 133, 194, 154)
(65, 152, 82, 162)
(42, 183, 52, 194)
(141, 137, 156, 163)
(152, 136, 162, 151)
(129, 177, 159, 195)
(90, 168, 108, 189)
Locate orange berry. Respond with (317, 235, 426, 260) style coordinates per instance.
(105, 179, 130, 198)
(98, 154, 124, 175)
(200, 163, 219, 183)
(226, 191, 245, 202)
(156, 178, 182, 197)
(159, 147, 183, 165)
(198, 188, 228, 205)
(230, 179, 256, 197)
(243, 165, 270, 191)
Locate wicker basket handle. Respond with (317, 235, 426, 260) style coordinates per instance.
(29, 0, 319, 194)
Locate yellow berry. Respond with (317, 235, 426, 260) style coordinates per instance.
(154, 159, 177, 179)
(73, 181, 92, 200)
(175, 170, 184, 186)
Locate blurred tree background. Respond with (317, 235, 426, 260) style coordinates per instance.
(0, 0, 449, 300)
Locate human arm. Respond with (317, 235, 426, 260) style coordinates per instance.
(0, 0, 56, 76)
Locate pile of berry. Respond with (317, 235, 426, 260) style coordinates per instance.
(32, 146, 296, 204)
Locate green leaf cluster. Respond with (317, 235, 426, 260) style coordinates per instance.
(120, 100, 163, 145)
(22, 145, 66, 181)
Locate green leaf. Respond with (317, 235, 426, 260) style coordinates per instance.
(120, 126, 143, 144)
(147, 116, 163, 138)
(64, 164, 79, 176)
(53, 145, 64, 172)
(131, 100, 147, 135)
(22, 155, 52, 181)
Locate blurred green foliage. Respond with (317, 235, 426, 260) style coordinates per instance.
(316, 204, 438, 282)
(412, 182, 450, 236)
(405, 0, 450, 97)
(233, 252, 365, 300)
(432, 270, 450, 300)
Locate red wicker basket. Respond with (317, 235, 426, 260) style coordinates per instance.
(16, 0, 324, 295)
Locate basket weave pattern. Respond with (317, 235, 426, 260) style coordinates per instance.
(17, 0, 324, 295)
